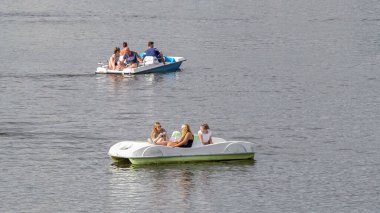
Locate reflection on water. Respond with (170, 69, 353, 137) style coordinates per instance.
(108, 160, 256, 211)
(178, 170, 193, 203)
(143, 70, 181, 83)
(95, 71, 181, 93)
(108, 74, 137, 82)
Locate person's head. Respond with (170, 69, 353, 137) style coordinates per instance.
(122, 42, 128, 48)
(125, 47, 131, 55)
(114, 47, 120, 54)
(148, 41, 154, 48)
(154, 122, 162, 131)
(200, 123, 209, 133)
(181, 123, 192, 137)
(151, 122, 162, 138)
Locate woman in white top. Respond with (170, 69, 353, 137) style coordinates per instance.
(198, 123, 213, 145)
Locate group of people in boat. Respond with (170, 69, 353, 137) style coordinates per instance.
(150, 122, 213, 148)
(108, 41, 165, 70)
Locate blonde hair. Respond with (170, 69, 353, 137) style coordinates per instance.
(180, 123, 192, 141)
(150, 122, 162, 139)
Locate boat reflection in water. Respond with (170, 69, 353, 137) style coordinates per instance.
(108, 160, 255, 211)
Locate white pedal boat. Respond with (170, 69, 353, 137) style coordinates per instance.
(108, 133, 255, 165)
(96, 56, 186, 75)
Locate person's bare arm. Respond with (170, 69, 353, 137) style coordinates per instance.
(174, 133, 191, 147)
(137, 55, 143, 63)
(109, 55, 116, 70)
(198, 132, 208, 145)
(152, 134, 161, 143)
(160, 52, 165, 64)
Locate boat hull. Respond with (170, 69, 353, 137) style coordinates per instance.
(108, 138, 255, 165)
(96, 56, 185, 75)
(128, 153, 254, 165)
(133, 61, 183, 74)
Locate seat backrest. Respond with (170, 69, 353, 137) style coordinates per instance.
(191, 134, 205, 148)
(170, 131, 181, 141)
(164, 56, 176, 63)
(193, 134, 199, 142)
(143, 56, 159, 65)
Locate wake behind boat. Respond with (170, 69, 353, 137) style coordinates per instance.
(96, 55, 186, 75)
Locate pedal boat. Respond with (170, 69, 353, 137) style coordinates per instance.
(96, 55, 185, 75)
(108, 134, 255, 165)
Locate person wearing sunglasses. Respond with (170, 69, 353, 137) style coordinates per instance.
(150, 122, 167, 145)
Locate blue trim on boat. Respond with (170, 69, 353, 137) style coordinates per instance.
(135, 61, 183, 74)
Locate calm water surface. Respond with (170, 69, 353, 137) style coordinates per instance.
(1, 0, 379, 212)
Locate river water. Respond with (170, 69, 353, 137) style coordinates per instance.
(1, 0, 379, 212)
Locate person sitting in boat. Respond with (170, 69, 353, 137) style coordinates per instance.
(150, 122, 167, 145)
(118, 41, 128, 66)
(166, 124, 194, 148)
(144, 41, 165, 64)
(198, 123, 213, 145)
(108, 47, 120, 70)
(122, 47, 142, 68)
(120, 41, 128, 55)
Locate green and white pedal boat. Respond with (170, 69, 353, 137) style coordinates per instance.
(108, 133, 255, 165)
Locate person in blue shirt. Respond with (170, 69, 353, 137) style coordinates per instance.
(144, 41, 165, 64)
(122, 47, 142, 68)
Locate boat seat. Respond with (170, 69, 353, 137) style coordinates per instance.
(191, 134, 204, 148)
(147, 138, 153, 144)
(143, 56, 159, 65)
(170, 131, 181, 141)
(164, 56, 176, 63)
